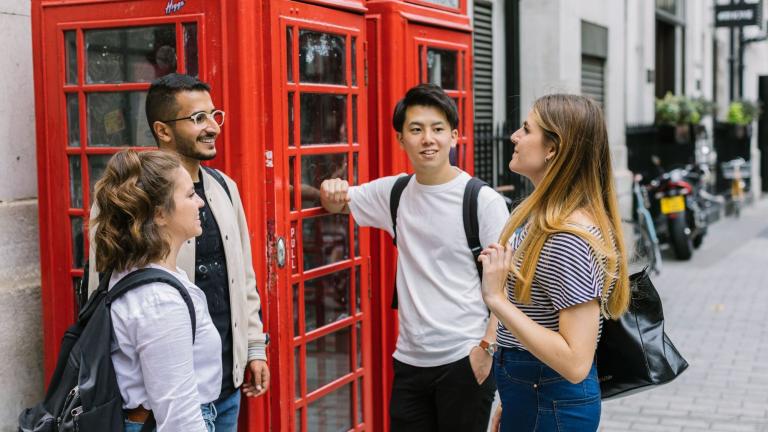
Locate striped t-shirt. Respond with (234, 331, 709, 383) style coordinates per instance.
(496, 225, 612, 350)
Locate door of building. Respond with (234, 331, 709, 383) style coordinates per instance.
(35, 0, 226, 377)
(265, 2, 372, 430)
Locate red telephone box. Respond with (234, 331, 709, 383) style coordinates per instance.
(262, 1, 373, 430)
(31, 0, 472, 430)
(364, 1, 475, 429)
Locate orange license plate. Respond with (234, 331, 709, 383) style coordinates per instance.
(660, 196, 685, 214)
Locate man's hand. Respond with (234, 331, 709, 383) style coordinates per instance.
(319, 178, 350, 214)
(242, 360, 269, 398)
(468, 346, 493, 385)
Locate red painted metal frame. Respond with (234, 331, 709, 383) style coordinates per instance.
(264, 1, 372, 430)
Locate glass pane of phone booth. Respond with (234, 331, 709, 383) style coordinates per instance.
(418, 42, 469, 170)
(284, 17, 368, 431)
(63, 21, 199, 309)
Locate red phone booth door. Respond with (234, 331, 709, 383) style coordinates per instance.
(35, 0, 225, 376)
(267, 2, 372, 431)
(410, 24, 474, 172)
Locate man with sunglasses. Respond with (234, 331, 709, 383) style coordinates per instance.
(87, 73, 269, 431)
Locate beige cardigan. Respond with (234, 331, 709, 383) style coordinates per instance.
(88, 168, 267, 388)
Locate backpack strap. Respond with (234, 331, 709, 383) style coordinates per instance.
(390, 174, 414, 247)
(202, 165, 232, 204)
(388, 174, 413, 309)
(105, 268, 197, 343)
(463, 177, 488, 281)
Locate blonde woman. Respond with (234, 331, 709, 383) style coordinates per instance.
(479, 95, 630, 431)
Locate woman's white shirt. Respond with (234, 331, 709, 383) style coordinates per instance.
(110, 264, 222, 432)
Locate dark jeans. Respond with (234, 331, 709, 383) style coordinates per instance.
(389, 355, 496, 432)
(494, 347, 601, 432)
(212, 390, 241, 432)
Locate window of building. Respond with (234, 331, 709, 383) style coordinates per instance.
(581, 21, 608, 108)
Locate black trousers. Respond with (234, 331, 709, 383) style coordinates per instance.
(390, 355, 496, 432)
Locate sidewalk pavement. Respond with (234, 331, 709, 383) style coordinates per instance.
(599, 198, 768, 432)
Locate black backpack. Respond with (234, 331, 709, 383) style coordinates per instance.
(19, 268, 196, 432)
(389, 174, 488, 308)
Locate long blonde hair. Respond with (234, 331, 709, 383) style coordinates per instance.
(500, 94, 630, 319)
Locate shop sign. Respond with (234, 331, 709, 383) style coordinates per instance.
(715, 3, 760, 27)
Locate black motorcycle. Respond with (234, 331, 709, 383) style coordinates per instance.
(645, 164, 708, 260)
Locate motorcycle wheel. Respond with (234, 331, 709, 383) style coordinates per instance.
(670, 216, 693, 260)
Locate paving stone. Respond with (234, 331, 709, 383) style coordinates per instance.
(600, 199, 768, 431)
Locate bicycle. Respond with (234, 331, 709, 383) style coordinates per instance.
(721, 158, 749, 218)
(625, 174, 663, 275)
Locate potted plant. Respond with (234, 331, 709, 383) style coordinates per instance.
(725, 100, 762, 139)
(655, 93, 707, 144)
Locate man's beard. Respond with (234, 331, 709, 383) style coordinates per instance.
(177, 135, 217, 161)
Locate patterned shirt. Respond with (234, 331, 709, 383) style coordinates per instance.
(496, 225, 612, 350)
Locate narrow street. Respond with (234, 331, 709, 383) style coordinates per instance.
(600, 198, 768, 432)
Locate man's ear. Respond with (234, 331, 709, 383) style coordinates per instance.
(153, 121, 174, 145)
(396, 132, 404, 148)
(451, 128, 459, 147)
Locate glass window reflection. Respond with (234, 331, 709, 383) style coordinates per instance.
(351, 37, 357, 86)
(300, 153, 347, 209)
(417, 0, 459, 8)
(183, 23, 198, 77)
(287, 27, 294, 82)
(87, 92, 154, 147)
(426, 48, 458, 90)
(85, 25, 176, 84)
(70, 217, 84, 269)
(306, 327, 351, 393)
(69, 156, 82, 209)
(302, 214, 349, 270)
(356, 378, 364, 425)
(67, 93, 81, 147)
(65, 31, 78, 85)
(88, 154, 113, 200)
(300, 94, 347, 145)
(295, 346, 302, 400)
(307, 381, 353, 431)
(305, 271, 350, 332)
(299, 30, 345, 84)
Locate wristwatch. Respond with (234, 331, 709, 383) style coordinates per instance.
(479, 340, 498, 357)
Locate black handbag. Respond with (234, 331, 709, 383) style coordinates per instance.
(597, 268, 689, 399)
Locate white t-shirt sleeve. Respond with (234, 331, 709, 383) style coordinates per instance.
(116, 284, 207, 432)
(478, 187, 511, 247)
(347, 175, 406, 236)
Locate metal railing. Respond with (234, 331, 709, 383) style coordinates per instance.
(474, 121, 533, 208)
